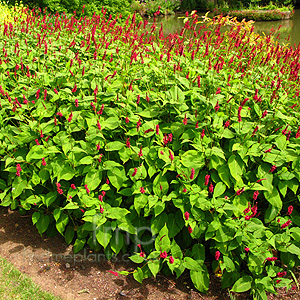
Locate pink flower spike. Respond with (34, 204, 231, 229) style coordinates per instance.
(140, 187, 145, 194)
(245, 247, 250, 252)
(269, 165, 277, 173)
(169, 256, 174, 264)
(205, 174, 210, 186)
(201, 129, 205, 139)
(190, 168, 195, 180)
(70, 184, 76, 190)
(184, 211, 190, 221)
(41, 158, 46, 166)
(287, 205, 293, 215)
(132, 168, 137, 177)
(160, 251, 168, 259)
(188, 226, 193, 233)
(183, 114, 187, 125)
(215, 251, 220, 261)
(107, 270, 119, 277)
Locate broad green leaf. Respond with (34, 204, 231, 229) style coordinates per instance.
(231, 275, 252, 293)
(36, 214, 50, 235)
(213, 182, 226, 198)
(190, 266, 209, 293)
(148, 260, 161, 277)
(228, 154, 244, 182)
(56, 213, 69, 235)
(73, 238, 86, 253)
(32, 212, 41, 225)
(85, 168, 102, 191)
(95, 223, 112, 249)
(110, 232, 124, 255)
(105, 141, 124, 151)
(133, 267, 144, 283)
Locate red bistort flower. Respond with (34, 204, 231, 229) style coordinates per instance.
(287, 205, 293, 215)
(205, 174, 210, 186)
(215, 251, 220, 261)
(184, 211, 190, 221)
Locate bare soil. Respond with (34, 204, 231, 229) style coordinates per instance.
(0, 207, 299, 300)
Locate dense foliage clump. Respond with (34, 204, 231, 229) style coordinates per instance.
(0, 5, 300, 299)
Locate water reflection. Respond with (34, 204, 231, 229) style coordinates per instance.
(153, 9, 300, 47)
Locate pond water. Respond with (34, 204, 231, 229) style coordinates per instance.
(153, 9, 300, 47)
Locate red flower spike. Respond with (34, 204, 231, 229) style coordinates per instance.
(183, 114, 187, 125)
(215, 251, 220, 261)
(201, 129, 205, 139)
(253, 191, 259, 200)
(281, 220, 292, 229)
(190, 168, 195, 180)
(132, 168, 137, 177)
(205, 175, 210, 186)
(287, 205, 293, 215)
(107, 271, 119, 277)
(184, 211, 190, 221)
(169, 256, 174, 264)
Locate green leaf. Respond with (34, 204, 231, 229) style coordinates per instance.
(181, 150, 205, 168)
(134, 194, 148, 215)
(36, 214, 50, 235)
(85, 168, 102, 191)
(148, 260, 161, 277)
(32, 212, 41, 225)
(56, 213, 69, 235)
(153, 172, 169, 196)
(107, 207, 129, 220)
(183, 257, 204, 271)
(73, 238, 86, 253)
(213, 182, 226, 198)
(43, 192, 57, 207)
(190, 265, 209, 293)
(231, 275, 252, 293)
(228, 154, 244, 182)
(286, 244, 300, 256)
(12, 176, 27, 199)
(26, 145, 47, 161)
(95, 223, 112, 249)
(110, 232, 124, 255)
(65, 226, 75, 244)
(107, 168, 126, 191)
(129, 254, 145, 264)
(133, 267, 144, 284)
(58, 164, 76, 181)
(78, 156, 94, 165)
(105, 141, 124, 151)
(222, 256, 235, 272)
(264, 188, 282, 209)
(217, 165, 231, 187)
(155, 223, 170, 252)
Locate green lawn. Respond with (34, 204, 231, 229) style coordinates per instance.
(0, 256, 61, 300)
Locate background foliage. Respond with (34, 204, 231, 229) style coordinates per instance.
(0, 3, 300, 300)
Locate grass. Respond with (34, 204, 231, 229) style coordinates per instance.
(0, 256, 61, 300)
